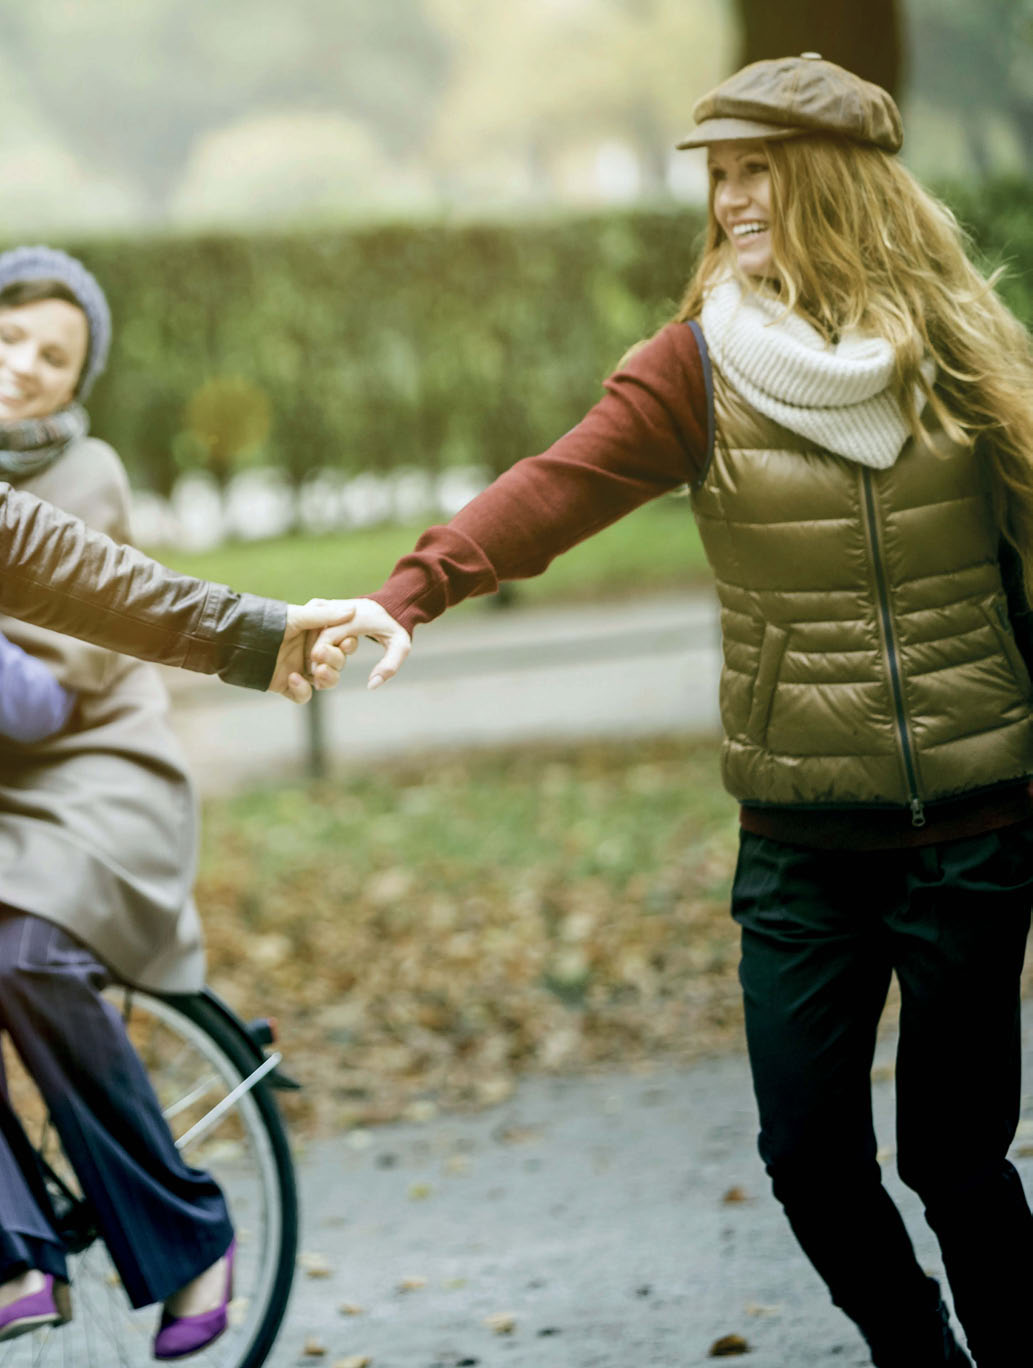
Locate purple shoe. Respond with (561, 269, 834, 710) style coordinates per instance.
(153, 1240, 236, 1362)
(0, 1273, 68, 1342)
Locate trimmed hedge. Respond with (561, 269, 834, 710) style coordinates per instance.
(62, 211, 706, 496)
(941, 177, 1033, 327)
(17, 178, 1033, 497)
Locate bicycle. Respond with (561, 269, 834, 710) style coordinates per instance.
(0, 986, 299, 1367)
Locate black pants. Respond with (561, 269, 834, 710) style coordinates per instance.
(0, 909, 234, 1308)
(732, 823, 1033, 1368)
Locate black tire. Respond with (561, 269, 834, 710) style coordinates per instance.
(163, 992, 299, 1368)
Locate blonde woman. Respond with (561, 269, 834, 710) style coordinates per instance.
(316, 56, 1033, 1368)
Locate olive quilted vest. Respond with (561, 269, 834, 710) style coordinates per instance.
(690, 368, 1033, 823)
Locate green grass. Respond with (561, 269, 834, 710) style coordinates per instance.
(201, 733, 736, 897)
(144, 493, 711, 609)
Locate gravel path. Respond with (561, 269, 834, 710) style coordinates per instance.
(264, 1009, 1033, 1367)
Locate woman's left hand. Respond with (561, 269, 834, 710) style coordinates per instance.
(311, 599, 411, 691)
(268, 599, 359, 702)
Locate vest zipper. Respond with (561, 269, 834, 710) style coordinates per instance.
(860, 469, 926, 828)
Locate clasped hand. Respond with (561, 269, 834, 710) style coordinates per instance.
(309, 599, 411, 692)
(268, 598, 410, 702)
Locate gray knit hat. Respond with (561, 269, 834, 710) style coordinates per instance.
(0, 245, 112, 399)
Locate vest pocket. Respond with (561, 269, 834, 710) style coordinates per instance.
(746, 623, 788, 744)
(983, 598, 1033, 701)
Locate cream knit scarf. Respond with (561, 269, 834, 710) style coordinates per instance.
(700, 276, 933, 469)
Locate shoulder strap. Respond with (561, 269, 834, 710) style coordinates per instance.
(685, 319, 714, 487)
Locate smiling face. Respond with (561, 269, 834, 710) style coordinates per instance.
(0, 298, 88, 421)
(708, 141, 775, 279)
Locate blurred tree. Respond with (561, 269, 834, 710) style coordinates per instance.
(427, 0, 731, 201)
(170, 111, 388, 227)
(908, 0, 1033, 176)
(734, 0, 904, 97)
(182, 376, 271, 495)
(0, 0, 449, 214)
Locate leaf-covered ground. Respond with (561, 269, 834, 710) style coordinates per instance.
(197, 735, 745, 1136)
(198, 734, 1033, 1139)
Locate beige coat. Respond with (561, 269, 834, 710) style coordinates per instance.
(0, 439, 205, 992)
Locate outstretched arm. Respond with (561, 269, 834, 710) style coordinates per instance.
(313, 321, 709, 689)
(1, 483, 353, 701)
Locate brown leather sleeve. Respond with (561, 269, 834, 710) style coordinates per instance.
(0, 443, 142, 693)
(367, 321, 709, 635)
(0, 483, 285, 690)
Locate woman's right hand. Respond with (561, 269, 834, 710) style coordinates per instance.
(311, 599, 411, 691)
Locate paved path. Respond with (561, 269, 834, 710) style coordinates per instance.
(160, 593, 722, 794)
(265, 1010, 1033, 1368)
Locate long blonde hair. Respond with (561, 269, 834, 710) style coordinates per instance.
(677, 137, 1033, 581)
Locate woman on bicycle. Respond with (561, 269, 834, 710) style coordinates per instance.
(318, 55, 1033, 1367)
(0, 245, 237, 1358)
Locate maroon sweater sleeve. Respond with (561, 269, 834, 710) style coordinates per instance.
(369, 321, 709, 635)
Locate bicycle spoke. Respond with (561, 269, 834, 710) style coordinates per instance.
(175, 1054, 282, 1151)
(161, 1070, 222, 1123)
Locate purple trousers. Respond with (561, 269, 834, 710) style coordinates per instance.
(0, 907, 233, 1308)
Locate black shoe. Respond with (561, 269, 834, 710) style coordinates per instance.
(865, 1295, 972, 1367)
(944, 1338, 973, 1367)
(936, 1300, 973, 1367)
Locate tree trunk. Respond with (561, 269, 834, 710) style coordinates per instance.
(629, 105, 674, 199)
(735, 0, 904, 99)
(1006, 99, 1033, 177)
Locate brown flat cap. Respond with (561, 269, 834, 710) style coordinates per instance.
(678, 53, 903, 153)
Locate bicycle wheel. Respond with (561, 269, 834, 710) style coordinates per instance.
(0, 989, 298, 1368)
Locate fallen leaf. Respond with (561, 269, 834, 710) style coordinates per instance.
(493, 1124, 544, 1146)
(303, 1338, 327, 1358)
(332, 1357, 372, 1368)
(339, 1303, 364, 1316)
(298, 1251, 333, 1279)
(398, 1277, 427, 1292)
(709, 1333, 751, 1356)
(408, 1182, 433, 1200)
(404, 1099, 439, 1122)
(744, 1303, 780, 1317)
(484, 1312, 517, 1335)
(252, 931, 292, 965)
(721, 1186, 749, 1204)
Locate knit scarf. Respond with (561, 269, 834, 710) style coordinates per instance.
(0, 403, 89, 480)
(700, 277, 934, 469)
